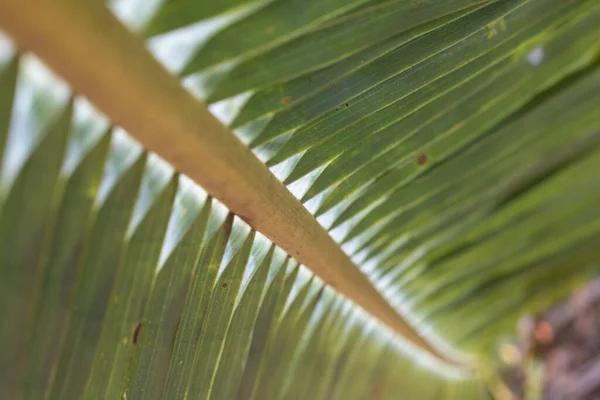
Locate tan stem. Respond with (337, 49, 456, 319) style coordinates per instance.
(0, 0, 466, 365)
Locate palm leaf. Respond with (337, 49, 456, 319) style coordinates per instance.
(1, 0, 599, 398)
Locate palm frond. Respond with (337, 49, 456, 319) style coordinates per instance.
(1, 0, 600, 397)
(141, 0, 600, 356)
(0, 52, 479, 398)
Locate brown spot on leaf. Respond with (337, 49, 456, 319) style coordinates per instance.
(222, 282, 229, 289)
(369, 382, 385, 400)
(282, 96, 291, 104)
(133, 322, 142, 345)
(344, 103, 349, 108)
(417, 153, 428, 166)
